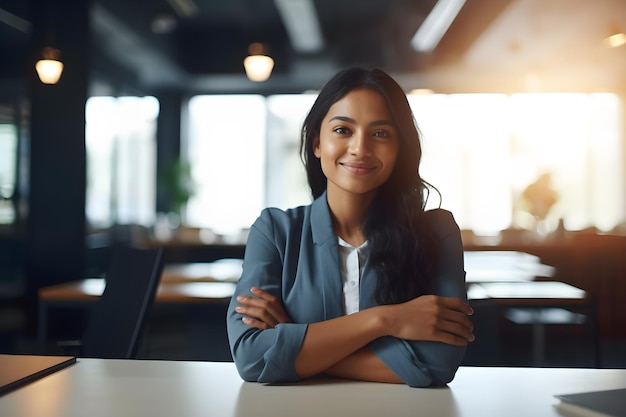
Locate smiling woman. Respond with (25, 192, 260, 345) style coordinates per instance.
(226, 67, 473, 388)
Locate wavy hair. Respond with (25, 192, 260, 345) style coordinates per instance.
(300, 67, 440, 304)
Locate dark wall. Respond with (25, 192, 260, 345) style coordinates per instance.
(23, 0, 91, 333)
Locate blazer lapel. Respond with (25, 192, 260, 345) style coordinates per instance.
(311, 193, 343, 319)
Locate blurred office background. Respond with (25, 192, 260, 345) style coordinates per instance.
(0, 0, 625, 367)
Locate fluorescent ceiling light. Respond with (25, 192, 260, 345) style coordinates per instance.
(0, 7, 32, 33)
(167, 0, 198, 18)
(411, 0, 467, 53)
(274, 0, 324, 53)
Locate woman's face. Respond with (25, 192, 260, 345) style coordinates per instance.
(314, 88, 399, 199)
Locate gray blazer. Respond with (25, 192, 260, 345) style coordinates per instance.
(226, 192, 467, 387)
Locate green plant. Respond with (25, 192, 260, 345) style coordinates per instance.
(160, 159, 195, 215)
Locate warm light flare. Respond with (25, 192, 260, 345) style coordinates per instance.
(409, 88, 435, 95)
(603, 32, 626, 48)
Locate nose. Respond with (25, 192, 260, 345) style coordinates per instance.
(348, 131, 370, 156)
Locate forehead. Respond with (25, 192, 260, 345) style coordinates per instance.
(325, 88, 392, 120)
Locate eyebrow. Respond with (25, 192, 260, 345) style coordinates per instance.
(328, 116, 395, 127)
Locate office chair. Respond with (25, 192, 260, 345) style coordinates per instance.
(74, 245, 165, 359)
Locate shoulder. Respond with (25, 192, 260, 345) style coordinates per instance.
(423, 208, 460, 240)
(250, 204, 311, 239)
(255, 205, 310, 226)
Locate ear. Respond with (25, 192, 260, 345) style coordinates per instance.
(313, 135, 321, 158)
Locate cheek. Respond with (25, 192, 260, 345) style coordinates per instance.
(382, 144, 400, 167)
(380, 147, 400, 180)
(316, 139, 341, 160)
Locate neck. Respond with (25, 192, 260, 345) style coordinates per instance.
(326, 187, 375, 246)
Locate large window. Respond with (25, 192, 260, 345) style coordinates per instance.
(265, 94, 318, 209)
(184, 92, 624, 235)
(410, 93, 624, 234)
(185, 95, 266, 234)
(85, 96, 159, 228)
(0, 123, 17, 224)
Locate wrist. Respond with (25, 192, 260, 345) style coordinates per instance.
(370, 305, 395, 338)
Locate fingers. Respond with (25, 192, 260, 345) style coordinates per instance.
(241, 315, 272, 330)
(235, 304, 280, 328)
(439, 296, 474, 315)
(397, 295, 475, 345)
(239, 288, 291, 322)
(438, 313, 475, 345)
(235, 287, 291, 329)
(436, 299, 475, 345)
(250, 286, 275, 299)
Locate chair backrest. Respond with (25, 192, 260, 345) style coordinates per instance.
(81, 246, 164, 359)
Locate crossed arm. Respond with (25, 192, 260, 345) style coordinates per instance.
(234, 286, 474, 382)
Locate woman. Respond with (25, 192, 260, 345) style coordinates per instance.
(226, 67, 474, 387)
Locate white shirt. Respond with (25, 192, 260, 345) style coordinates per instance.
(337, 237, 369, 315)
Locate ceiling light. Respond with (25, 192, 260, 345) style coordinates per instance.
(411, 0, 467, 53)
(35, 47, 64, 84)
(244, 43, 274, 82)
(274, 0, 324, 53)
(166, 0, 198, 18)
(0, 7, 32, 33)
(151, 13, 177, 34)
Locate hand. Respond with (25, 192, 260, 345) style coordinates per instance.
(235, 287, 292, 329)
(384, 295, 474, 346)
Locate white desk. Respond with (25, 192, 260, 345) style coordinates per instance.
(1, 359, 625, 417)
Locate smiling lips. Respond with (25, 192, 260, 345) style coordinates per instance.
(339, 161, 376, 175)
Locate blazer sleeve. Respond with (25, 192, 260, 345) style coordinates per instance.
(226, 208, 308, 383)
(370, 209, 468, 387)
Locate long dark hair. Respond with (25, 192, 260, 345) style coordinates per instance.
(300, 67, 440, 305)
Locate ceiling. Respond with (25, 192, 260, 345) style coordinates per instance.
(1, 0, 626, 95)
(88, 0, 465, 93)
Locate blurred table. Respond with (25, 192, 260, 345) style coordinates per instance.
(467, 281, 585, 303)
(140, 236, 246, 263)
(467, 280, 597, 366)
(37, 277, 236, 350)
(161, 258, 242, 283)
(464, 251, 555, 283)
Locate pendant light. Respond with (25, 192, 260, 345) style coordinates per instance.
(243, 43, 274, 82)
(35, 46, 64, 84)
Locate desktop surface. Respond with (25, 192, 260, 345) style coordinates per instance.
(0, 359, 624, 417)
(0, 354, 76, 396)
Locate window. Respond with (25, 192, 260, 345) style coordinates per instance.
(265, 94, 318, 209)
(85, 96, 159, 227)
(410, 94, 512, 234)
(409, 92, 624, 234)
(185, 92, 625, 235)
(0, 123, 17, 224)
(185, 95, 266, 234)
